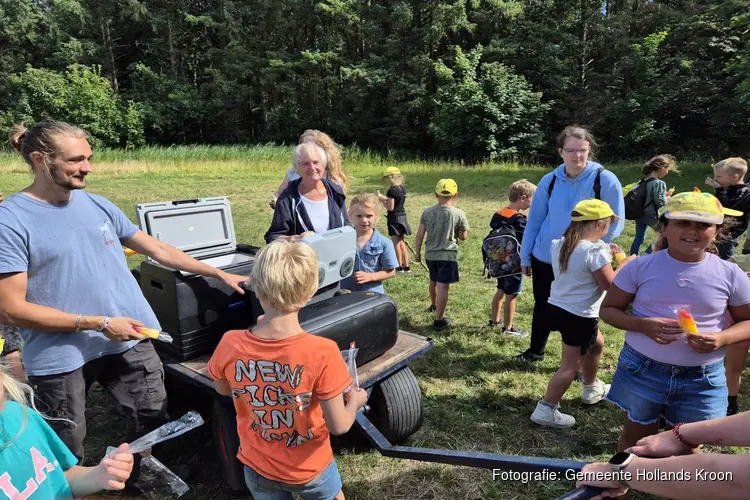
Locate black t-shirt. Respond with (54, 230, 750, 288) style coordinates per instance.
(387, 185, 407, 216)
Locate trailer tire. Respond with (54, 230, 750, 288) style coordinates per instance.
(212, 400, 246, 492)
(368, 367, 423, 444)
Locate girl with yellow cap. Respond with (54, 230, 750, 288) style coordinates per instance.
(600, 191, 750, 457)
(531, 199, 635, 428)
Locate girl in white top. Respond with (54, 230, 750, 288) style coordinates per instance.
(531, 199, 635, 429)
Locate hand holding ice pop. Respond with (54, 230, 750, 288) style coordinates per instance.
(676, 307, 699, 334)
(686, 332, 725, 353)
(609, 243, 627, 265)
(134, 327, 174, 343)
(638, 317, 682, 344)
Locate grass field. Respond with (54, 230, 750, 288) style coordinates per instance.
(0, 147, 747, 500)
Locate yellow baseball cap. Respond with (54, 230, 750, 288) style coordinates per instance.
(435, 178, 458, 196)
(570, 199, 617, 221)
(663, 191, 742, 224)
(382, 167, 401, 177)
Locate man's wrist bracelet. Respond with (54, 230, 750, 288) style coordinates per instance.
(97, 316, 110, 333)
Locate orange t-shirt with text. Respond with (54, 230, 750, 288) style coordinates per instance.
(207, 329, 351, 484)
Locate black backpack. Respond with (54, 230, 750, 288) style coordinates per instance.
(623, 178, 656, 220)
(482, 219, 522, 279)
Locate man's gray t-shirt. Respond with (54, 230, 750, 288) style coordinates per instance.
(0, 191, 161, 376)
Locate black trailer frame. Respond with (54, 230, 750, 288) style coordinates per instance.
(160, 334, 602, 500)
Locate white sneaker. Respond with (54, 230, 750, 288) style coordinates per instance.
(530, 401, 576, 428)
(581, 379, 610, 405)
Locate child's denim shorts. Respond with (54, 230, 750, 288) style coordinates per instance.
(606, 342, 727, 426)
(244, 460, 342, 500)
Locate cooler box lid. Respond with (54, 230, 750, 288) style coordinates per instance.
(136, 197, 238, 261)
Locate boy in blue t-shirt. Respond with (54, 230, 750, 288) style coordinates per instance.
(488, 180, 536, 336)
(341, 194, 399, 293)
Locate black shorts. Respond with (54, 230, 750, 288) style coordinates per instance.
(426, 260, 459, 284)
(496, 274, 523, 295)
(28, 340, 169, 461)
(547, 303, 598, 355)
(387, 214, 412, 237)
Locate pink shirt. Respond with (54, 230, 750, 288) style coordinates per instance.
(613, 250, 750, 366)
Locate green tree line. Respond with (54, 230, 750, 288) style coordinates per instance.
(1, 0, 748, 162)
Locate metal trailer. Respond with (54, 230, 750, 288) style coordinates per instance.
(159, 331, 601, 500)
(161, 330, 436, 490)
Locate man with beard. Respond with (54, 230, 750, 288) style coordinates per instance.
(0, 121, 247, 481)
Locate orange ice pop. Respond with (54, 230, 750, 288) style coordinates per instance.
(677, 308, 699, 334)
(124, 248, 137, 255)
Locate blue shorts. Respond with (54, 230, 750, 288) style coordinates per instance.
(426, 260, 459, 284)
(244, 461, 342, 500)
(496, 274, 523, 295)
(606, 343, 727, 426)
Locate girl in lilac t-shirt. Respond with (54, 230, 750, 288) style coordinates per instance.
(600, 191, 750, 454)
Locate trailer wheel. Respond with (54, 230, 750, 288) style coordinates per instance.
(368, 367, 424, 444)
(211, 400, 246, 492)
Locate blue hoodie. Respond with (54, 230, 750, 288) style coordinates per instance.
(520, 161, 624, 266)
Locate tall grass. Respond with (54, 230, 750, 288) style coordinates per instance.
(0, 143, 407, 165)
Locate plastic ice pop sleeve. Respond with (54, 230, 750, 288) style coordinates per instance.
(673, 305, 699, 334)
(117, 411, 204, 456)
(341, 343, 359, 392)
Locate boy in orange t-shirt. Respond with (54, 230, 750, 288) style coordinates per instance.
(207, 240, 368, 500)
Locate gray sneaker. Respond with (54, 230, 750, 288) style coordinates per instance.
(530, 401, 576, 429)
(502, 326, 528, 338)
(581, 379, 610, 405)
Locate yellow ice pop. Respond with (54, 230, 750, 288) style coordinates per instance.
(135, 327, 173, 343)
(0, 337, 5, 353)
(136, 327, 160, 339)
(615, 252, 626, 264)
(123, 248, 137, 255)
(677, 308, 699, 334)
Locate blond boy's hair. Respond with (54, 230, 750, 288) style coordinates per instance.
(350, 193, 380, 214)
(508, 179, 537, 202)
(713, 157, 748, 179)
(251, 241, 319, 312)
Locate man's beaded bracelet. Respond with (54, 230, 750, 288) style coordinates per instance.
(97, 316, 110, 333)
(673, 422, 699, 449)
